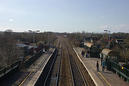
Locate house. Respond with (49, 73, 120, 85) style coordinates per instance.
(84, 42, 100, 58)
(84, 42, 93, 48)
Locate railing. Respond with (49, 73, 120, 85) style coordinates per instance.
(107, 59, 129, 82)
(0, 61, 20, 78)
(34, 48, 57, 86)
(0, 49, 44, 79)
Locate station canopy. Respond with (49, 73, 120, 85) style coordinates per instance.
(101, 49, 112, 56)
(84, 42, 93, 48)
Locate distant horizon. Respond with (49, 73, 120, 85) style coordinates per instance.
(0, 29, 129, 34)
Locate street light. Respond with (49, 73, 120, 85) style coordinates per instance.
(104, 29, 111, 41)
(104, 28, 111, 49)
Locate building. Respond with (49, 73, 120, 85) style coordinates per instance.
(84, 42, 100, 58)
(100, 48, 119, 62)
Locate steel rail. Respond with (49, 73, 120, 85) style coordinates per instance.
(66, 48, 75, 86)
(65, 39, 88, 86)
(43, 40, 60, 86)
(43, 50, 57, 86)
(55, 46, 62, 86)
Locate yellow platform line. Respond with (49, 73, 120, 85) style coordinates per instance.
(19, 72, 32, 86)
(98, 72, 112, 86)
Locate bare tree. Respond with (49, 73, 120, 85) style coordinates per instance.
(0, 30, 23, 67)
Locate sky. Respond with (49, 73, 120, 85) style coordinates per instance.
(0, 0, 129, 33)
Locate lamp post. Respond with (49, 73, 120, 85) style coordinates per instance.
(123, 47, 128, 64)
(104, 30, 110, 41)
(104, 29, 111, 49)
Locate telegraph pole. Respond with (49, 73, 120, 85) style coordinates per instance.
(104, 25, 111, 48)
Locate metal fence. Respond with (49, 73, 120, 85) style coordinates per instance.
(107, 59, 129, 82)
(0, 61, 20, 78)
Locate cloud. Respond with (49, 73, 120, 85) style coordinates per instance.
(113, 24, 129, 32)
(0, 26, 14, 31)
(9, 18, 14, 22)
(99, 24, 129, 33)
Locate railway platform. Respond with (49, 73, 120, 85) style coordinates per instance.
(18, 48, 55, 86)
(74, 47, 129, 86)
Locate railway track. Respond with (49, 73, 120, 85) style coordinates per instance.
(65, 39, 87, 86)
(58, 37, 88, 86)
(66, 38, 95, 86)
(0, 50, 44, 86)
(68, 51, 87, 86)
(35, 36, 94, 86)
(15, 49, 56, 86)
(0, 36, 92, 86)
(58, 38, 74, 86)
(43, 41, 61, 86)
